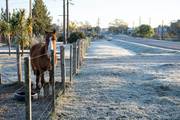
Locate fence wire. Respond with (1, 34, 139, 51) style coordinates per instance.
(0, 39, 91, 120)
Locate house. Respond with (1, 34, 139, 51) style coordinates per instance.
(155, 25, 169, 39)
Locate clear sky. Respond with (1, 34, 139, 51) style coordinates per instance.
(0, 0, 180, 28)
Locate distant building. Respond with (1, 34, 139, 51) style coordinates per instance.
(155, 25, 169, 39)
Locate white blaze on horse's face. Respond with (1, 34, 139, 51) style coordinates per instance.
(48, 37, 53, 56)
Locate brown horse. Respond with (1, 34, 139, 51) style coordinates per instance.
(30, 30, 57, 91)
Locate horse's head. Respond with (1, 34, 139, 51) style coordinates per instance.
(45, 30, 56, 55)
(45, 29, 57, 53)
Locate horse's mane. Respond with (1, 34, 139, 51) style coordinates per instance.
(30, 30, 56, 50)
(30, 36, 45, 48)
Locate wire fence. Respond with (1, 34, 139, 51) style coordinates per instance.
(0, 38, 91, 120)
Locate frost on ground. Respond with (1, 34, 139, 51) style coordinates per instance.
(56, 40, 180, 120)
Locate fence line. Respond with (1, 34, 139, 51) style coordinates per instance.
(0, 38, 91, 120)
(0, 72, 17, 82)
(38, 99, 53, 120)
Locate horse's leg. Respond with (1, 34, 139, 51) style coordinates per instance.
(49, 70, 52, 84)
(41, 73, 45, 87)
(39, 72, 45, 97)
(36, 70, 40, 91)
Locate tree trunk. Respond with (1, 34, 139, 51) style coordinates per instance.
(7, 34, 11, 56)
(21, 43, 24, 56)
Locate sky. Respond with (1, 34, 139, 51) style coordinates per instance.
(0, 0, 180, 28)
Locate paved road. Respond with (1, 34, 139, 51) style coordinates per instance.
(55, 38, 180, 120)
(113, 35, 180, 51)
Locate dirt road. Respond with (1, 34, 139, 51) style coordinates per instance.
(55, 39, 180, 120)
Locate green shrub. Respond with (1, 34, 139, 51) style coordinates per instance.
(68, 32, 85, 43)
(133, 24, 154, 38)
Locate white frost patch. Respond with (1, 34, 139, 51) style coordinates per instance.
(55, 39, 180, 119)
(86, 40, 135, 59)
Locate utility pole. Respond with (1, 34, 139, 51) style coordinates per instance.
(6, 0, 11, 56)
(63, 0, 66, 44)
(97, 17, 100, 39)
(29, 0, 32, 17)
(29, 0, 32, 38)
(132, 21, 135, 29)
(66, 0, 69, 40)
(97, 18, 100, 27)
(161, 20, 164, 40)
(6, 0, 9, 22)
(139, 16, 141, 26)
(149, 17, 151, 26)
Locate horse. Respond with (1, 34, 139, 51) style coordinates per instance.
(30, 30, 57, 91)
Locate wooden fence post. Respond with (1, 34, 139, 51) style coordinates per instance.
(82, 40, 85, 58)
(81, 40, 84, 64)
(24, 57, 32, 120)
(73, 42, 77, 75)
(70, 44, 73, 82)
(51, 50, 55, 113)
(85, 40, 87, 53)
(79, 40, 82, 66)
(60, 45, 66, 93)
(77, 40, 80, 70)
(16, 45, 22, 83)
(76, 40, 79, 70)
(84, 40, 86, 56)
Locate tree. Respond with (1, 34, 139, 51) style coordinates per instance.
(134, 24, 154, 38)
(78, 21, 91, 31)
(108, 19, 128, 34)
(0, 8, 32, 55)
(68, 32, 85, 43)
(32, 0, 52, 36)
(8, 9, 31, 55)
(0, 8, 11, 55)
(69, 21, 78, 33)
(17, 10, 30, 53)
(0, 20, 10, 43)
(0, 8, 7, 21)
(170, 20, 180, 39)
(13, 9, 31, 55)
